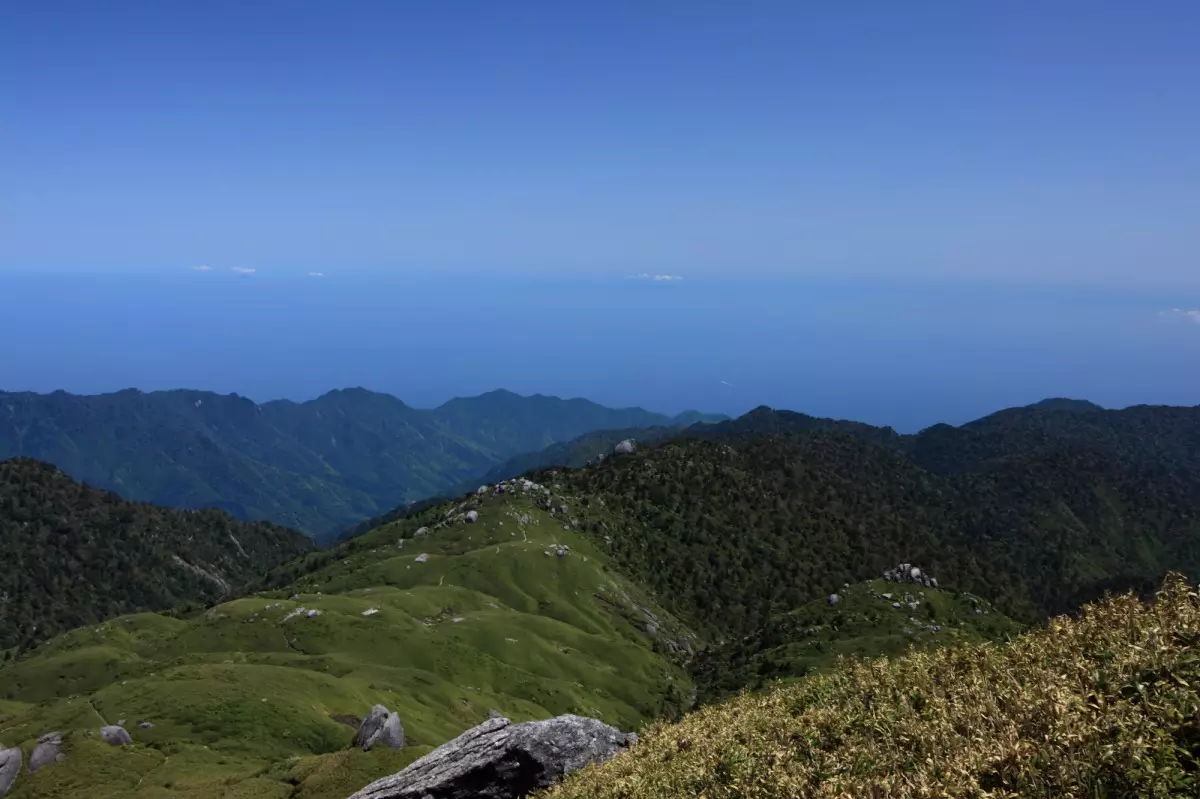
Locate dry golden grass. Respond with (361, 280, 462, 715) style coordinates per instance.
(551, 574, 1200, 798)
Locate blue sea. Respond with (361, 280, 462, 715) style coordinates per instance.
(1, 269, 1196, 431)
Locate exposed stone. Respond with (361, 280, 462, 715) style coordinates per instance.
(414, 527, 430, 538)
(827, 593, 840, 606)
(354, 705, 406, 751)
(465, 510, 479, 524)
(486, 709, 504, 720)
(0, 747, 21, 798)
(476, 486, 489, 496)
(29, 733, 63, 772)
(613, 439, 636, 456)
(415, 553, 429, 564)
(347, 714, 637, 799)
(100, 725, 133, 746)
(139, 721, 154, 729)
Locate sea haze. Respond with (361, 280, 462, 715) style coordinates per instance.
(1, 269, 1196, 432)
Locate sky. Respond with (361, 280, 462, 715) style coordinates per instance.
(2, 1, 1198, 429)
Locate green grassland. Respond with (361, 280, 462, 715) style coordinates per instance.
(0, 483, 693, 798)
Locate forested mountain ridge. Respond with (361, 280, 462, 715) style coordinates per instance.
(0, 457, 312, 651)
(0, 387, 718, 540)
(541, 401, 1200, 645)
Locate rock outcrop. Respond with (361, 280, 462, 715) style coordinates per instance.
(612, 439, 636, 456)
(100, 725, 133, 746)
(882, 562, 938, 588)
(353, 705, 405, 751)
(28, 732, 63, 773)
(0, 747, 21, 798)
(347, 714, 636, 799)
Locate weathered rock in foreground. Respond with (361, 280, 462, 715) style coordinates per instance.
(0, 747, 21, 798)
(353, 705, 405, 751)
(347, 714, 636, 799)
(28, 732, 63, 773)
(100, 725, 133, 746)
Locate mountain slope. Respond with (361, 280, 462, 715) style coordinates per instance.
(552, 575, 1200, 799)
(691, 573, 1023, 703)
(0, 458, 313, 651)
(544, 421, 1200, 640)
(0, 479, 693, 799)
(0, 388, 711, 539)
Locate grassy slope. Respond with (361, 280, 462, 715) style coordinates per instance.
(552, 575, 1200, 798)
(0, 484, 693, 799)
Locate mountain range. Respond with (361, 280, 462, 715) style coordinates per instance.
(0, 388, 724, 541)
(1, 393, 1199, 798)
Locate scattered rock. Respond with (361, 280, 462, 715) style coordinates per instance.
(363, 608, 380, 616)
(827, 593, 840, 606)
(0, 747, 21, 798)
(415, 553, 429, 564)
(354, 705, 406, 751)
(486, 709, 504, 720)
(613, 439, 636, 456)
(139, 722, 154, 729)
(29, 733, 63, 773)
(100, 726, 133, 747)
(465, 510, 479, 524)
(414, 527, 430, 538)
(306, 609, 322, 618)
(347, 714, 636, 799)
(476, 486, 489, 496)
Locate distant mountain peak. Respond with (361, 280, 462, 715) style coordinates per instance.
(1027, 398, 1105, 413)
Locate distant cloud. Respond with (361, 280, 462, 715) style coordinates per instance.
(632, 273, 684, 282)
(192, 265, 213, 271)
(308, 271, 325, 277)
(719, 380, 734, 387)
(1163, 308, 1200, 324)
(230, 267, 256, 274)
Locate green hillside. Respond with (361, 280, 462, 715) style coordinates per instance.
(0, 387, 709, 540)
(0, 480, 693, 799)
(0, 458, 312, 652)
(691, 575, 1023, 703)
(552, 574, 1200, 799)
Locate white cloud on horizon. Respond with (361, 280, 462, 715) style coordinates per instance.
(308, 271, 325, 277)
(632, 273, 684, 282)
(230, 267, 256, 274)
(192, 265, 213, 271)
(1164, 308, 1200, 324)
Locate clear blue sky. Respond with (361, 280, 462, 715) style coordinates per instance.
(2, 1, 1198, 428)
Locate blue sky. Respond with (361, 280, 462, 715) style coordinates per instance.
(1, 1, 1198, 427)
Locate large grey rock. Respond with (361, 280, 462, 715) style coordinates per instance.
(0, 747, 21, 798)
(100, 725, 133, 746)
(348, 714, 636, 799)
(354, 705, 405, 751)
(29, 732, 63, 773)
(612, 439, 636, 456)
(465, 510, 479, 524)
